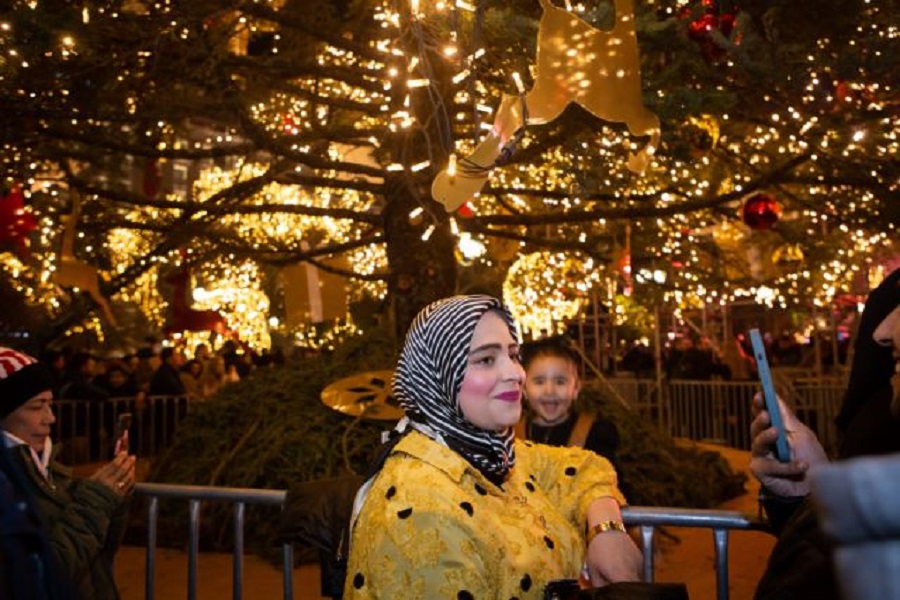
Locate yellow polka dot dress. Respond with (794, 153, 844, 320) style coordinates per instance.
(345, 430, 625, 599)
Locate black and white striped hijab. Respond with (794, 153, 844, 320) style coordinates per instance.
(393, 294, 520, 486)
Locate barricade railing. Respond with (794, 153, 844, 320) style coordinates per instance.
(52, 396, 190, 463)
(133, 482, 292, 600)
(604, 376, 666, 429)
(623, 506, 772, 600)
(604, 378, 844, 452)
(131, 483, 771, 600)
(56, 379, 844, 466)
(791, 383, 845, 455)
(667, 380, 759, 449)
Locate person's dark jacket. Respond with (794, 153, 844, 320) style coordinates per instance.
(7, 444, 128, 600)
(59, 378, 110, 455)
(524, 411, 629, 499)
(148, 363, 185, 396)
(754, 495, 835, 600)
(99, 379, 142, 399)
(1, 443, 73, 600)
(59, 377, 109, 403)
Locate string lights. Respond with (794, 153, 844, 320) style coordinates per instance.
(0, 0, 895, 348)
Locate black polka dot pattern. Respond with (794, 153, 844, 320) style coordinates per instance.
(528, 474, 536, 481)
(353, 572, 365, 589)
(564, 466, 577, 476)
(474, 483, 487, 495)
(525, 481, 535, 492)
(544, 536, 555, 550)
(458, 591, 474, 600)
(385, 486, 396, 499)
(460, 501, 474, 516)
(520, 574, 532, 591)
(397, 507, 413, 519)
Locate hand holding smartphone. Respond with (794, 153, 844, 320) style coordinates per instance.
(749, 329, 790, 463)
(114, 412, 132, 455)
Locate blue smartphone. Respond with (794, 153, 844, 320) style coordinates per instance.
(749, 329, 790, 462)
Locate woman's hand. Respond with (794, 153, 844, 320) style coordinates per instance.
(749, 393, 828, 497)
(585, 528, 643, 586)
(90, 451, 136, 497)
(583, 497, 642, 586)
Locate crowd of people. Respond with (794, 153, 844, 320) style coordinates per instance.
(618, 329, 847, 382)
(32, 341, 287, 463)
(43, 340, 285, 404)
(662, 334, 732, 380)
(2, 267, 898, 599)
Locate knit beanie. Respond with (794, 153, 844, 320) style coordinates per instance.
(0, 347, 54, 418)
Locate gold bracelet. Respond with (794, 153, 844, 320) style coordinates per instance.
(585, 520, 627, 545)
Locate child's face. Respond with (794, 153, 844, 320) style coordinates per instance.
(524, 354, 580, 426)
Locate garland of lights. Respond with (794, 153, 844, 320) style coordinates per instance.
(503, 251, 605, 337)
(0, 0, 896, 350)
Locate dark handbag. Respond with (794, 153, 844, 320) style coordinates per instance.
(544, 580, 689, 600)
(276, 475, 364, 599)
(579, 582, 689, 600)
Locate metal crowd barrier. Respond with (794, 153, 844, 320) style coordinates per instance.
(132, 483, 771, 600)
(791, 383, 845, 455)
(667, 381, 759, 449)
(605, 377, 666, 428)
(623, 506, 772, 600)
(133, 482, 292, 600)
(55, 380, 845, 466)
(52, 396, 190, 463)
(605, 378, 844, 452)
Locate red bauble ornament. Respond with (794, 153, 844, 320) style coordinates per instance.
(742, 193, 781, 230)
(0, 186, 38, 256)
(680, 0, 736, 61)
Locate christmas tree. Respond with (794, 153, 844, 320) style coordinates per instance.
(1, 0, 896, 348)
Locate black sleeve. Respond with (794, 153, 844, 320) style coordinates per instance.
(754, 497, 838, 600)
(584, 418, 620, 465)
(760, 488, 807, 535)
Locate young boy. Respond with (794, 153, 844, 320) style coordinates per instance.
(517, 336, 627, 495)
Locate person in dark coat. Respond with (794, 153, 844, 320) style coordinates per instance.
(1, 439, 74, 600)
(750, 268, 900, 600)
(148, 347, 186, 396)
(148, 348, 187, 452)
(59, 352, 109, 461)
(1, 347, 135, 600)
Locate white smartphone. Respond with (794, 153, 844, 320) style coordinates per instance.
(749, 329, 790, 463)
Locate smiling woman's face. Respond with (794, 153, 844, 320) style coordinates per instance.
(457, 311, 525, 432)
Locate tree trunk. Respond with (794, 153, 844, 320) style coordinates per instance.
(382, 173, 457, 339)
